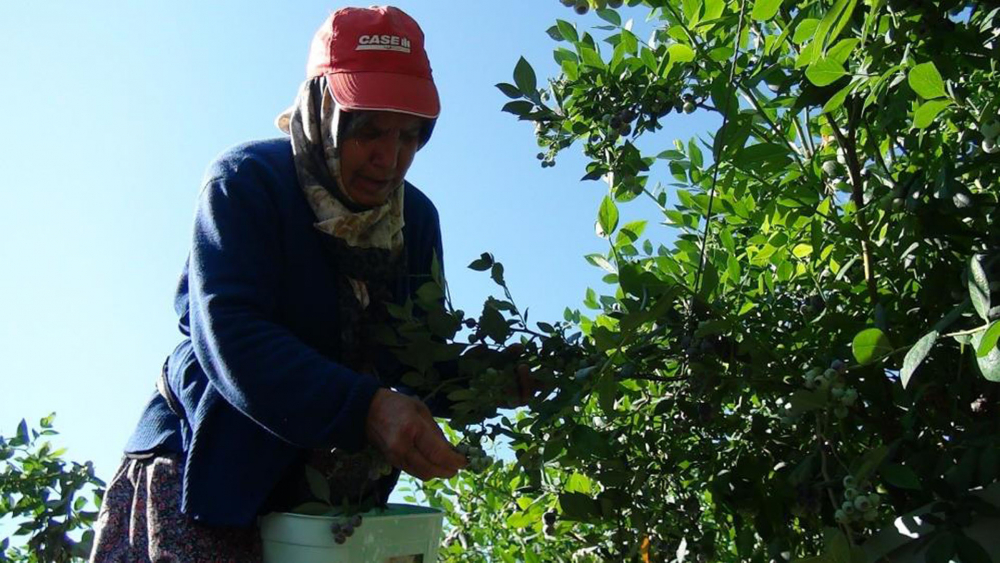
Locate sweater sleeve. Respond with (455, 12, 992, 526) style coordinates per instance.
(186, 171, 381, 452)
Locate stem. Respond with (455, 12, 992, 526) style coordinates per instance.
(826, 112, 879, 304)
(692, 0, 749, 300)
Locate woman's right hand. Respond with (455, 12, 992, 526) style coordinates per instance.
(365, 389, 467, 480)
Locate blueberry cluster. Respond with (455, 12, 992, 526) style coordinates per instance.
(559, 0, 624, 15)
(802, 359, 857, 419)
(329, 514, 364, 545)
(454, 442, 494, 474)
(834, 476, 881, 525)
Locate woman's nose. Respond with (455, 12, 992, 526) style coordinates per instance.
(370, 134, 402, 170)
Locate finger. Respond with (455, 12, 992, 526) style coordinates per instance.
(403, 444, 458, 480)
(414, 423, 467, 471)
(517, 365, 534, 402)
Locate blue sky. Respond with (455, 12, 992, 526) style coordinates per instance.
(0, 1, 715, 493)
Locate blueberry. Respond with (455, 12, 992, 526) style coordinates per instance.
(335, 533, 347, 545)
(575, 1, 590, 15)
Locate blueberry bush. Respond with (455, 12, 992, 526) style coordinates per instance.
(0, 416, 104, 563)
(382, 0, 1000, 560)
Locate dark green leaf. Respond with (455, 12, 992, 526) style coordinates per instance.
(559, 492, 598, 522)
(925, 533, 956, 563)
(501, 101, 534, 117)
(880, 463, 921, 490)
(955, 536, 993, 563)
(513, 57, 537, 96)
(969, 256, 991, 321)
(468, 252, 494, 271)
(900, 330, 938, 389)
(495, 82, 522, 99)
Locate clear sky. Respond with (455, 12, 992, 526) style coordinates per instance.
(0, 0, 715, 492)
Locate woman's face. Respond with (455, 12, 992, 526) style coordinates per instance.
(339, 111, 424, 207)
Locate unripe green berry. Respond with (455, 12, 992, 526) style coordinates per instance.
(983, 138, 999, 154)
(868, 493, 881, 507)
(854, 496, 872, 512)
(834, 509, 848, 523)
(841, 389, 858, 406)
(842, 501, 856, 516)
(843, 476, 856, 488)
(834, 406, 849, 418)
(864, 509, 879, 521)
(844, 487, 859, 501)
(824, 369, 838, 379)
(831, 387, 845, 399)
(683, 101, 696, 114)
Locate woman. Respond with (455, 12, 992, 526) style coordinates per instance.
(90, 6, 494, 561)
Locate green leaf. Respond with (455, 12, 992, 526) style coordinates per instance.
(513, 57, 537, 96)
(908, 62, 946, 99)
(913, 99, 952, 130)
(304, 466, 331, 504)
(598, 195, 620, 236)
(806, 57, 847, 87)
(880, 463, 921, 490)
(971, 331, 1000, 382)
(792, 19, 820, 44)
(596, 8, 621, 26)
(751, 0, 784, 22)
(900, 330, 938, 389)
(978, 322, 1000, 358)
(852, 328, 893, 365)
(668, 44, 695, 65)
(556, 20, 578, 43)
(733, 143, 791, 167)
(822, 82, 853, 114)
(969, 255, 991, 321)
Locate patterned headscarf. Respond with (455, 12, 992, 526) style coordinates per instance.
(277, 76, 407, 309)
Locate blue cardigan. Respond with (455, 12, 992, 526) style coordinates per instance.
(124, 138, 445, 527)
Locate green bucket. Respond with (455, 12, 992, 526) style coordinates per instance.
(259, 504, 444, 562)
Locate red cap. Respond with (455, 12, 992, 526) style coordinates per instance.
(306, 6, 440, 119)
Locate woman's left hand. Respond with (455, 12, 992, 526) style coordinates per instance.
(502, 344, 544, 407)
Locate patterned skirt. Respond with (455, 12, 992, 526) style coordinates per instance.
(88, 455, 262, 563)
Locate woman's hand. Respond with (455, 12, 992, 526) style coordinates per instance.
(365, 389, 467, 480)
(502, 344, 547, 407)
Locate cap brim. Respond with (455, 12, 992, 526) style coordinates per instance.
(327, 72, 440, 119)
